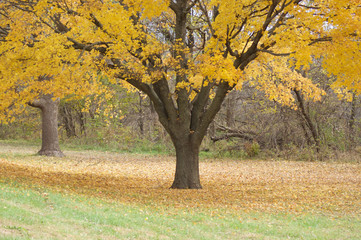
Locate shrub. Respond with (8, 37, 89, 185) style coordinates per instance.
(244, 141, 260, 158)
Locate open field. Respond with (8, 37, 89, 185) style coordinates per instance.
(0, 142, 360, 239)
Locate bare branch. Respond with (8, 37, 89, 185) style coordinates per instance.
(187, 0, 198, 12)
(197, 0, 216, 37)
(258, 48, 294, 56)
(309, 36, 332, 45)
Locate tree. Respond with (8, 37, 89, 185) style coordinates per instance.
(28, 94, 64, 157)
(0, 2, 103, 156)
(1, 0, 360, 188)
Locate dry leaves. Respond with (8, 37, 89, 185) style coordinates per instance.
(0, 150, 360, 215)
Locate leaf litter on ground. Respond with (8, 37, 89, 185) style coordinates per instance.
(0, 146, 360, 216)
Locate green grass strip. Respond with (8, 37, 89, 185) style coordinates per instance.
(0, 181, 360, 239)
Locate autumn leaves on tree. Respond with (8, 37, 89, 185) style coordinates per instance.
(0, 0, 360, 188)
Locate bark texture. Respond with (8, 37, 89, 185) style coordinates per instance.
(171, 139, 201, 189)
(29, 95, 64, 157)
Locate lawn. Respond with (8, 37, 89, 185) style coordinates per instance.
(0, 142, 360, 239)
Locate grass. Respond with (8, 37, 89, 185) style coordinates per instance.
(0, 138, 173, 156)
(0, 138, 248, 160)
(2, 138, 359, 163)
(61, 140, 171, 156)
(1, 181, 360, 240)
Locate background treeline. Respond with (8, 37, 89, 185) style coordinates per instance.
(1, 63, 360, 161)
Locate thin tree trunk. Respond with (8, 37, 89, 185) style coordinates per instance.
(171, 139, 201, 189)
(226, 91, 235, 128)
(60, 103, 77, 138)
(294, 89, 320, 152)
(299, 116, 313, 146)
(348, 93, 357, 148)
(138, 92, 144, 136)
(79, 112, 87, 136)
(208, 121, 215, 139)
(29, 95, 64, 157)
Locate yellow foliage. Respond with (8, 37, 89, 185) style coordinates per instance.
(245, 56, 325, 108)
(0, 1, 109, 122)
(0, 0, 360, 122)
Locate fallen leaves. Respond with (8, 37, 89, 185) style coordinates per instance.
(0, 150, 360, 215)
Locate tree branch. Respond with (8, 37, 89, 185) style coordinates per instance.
(169, 1, 179, 13)
(152, 77, 178, 123)
(190, 79, 213, 132)
(258, 48, 295, 56)
(195, 81, 232, 143)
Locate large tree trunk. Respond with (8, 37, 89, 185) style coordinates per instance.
(29, 95, 64, 157)
(171, 139, 201, 189)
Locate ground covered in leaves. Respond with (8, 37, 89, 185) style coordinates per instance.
(0, 143, 360, 215)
